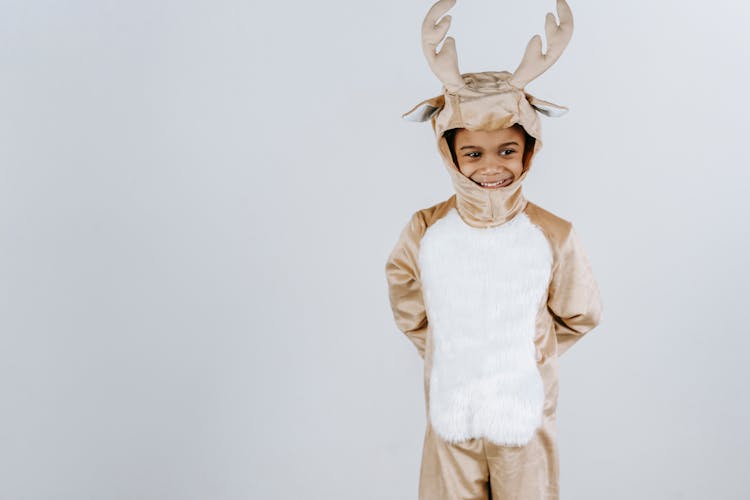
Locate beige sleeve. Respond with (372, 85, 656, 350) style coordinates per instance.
(547, 224, 603, 357)
(385, 211, 428, 359)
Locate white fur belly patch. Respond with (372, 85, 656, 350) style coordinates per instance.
(418, 208, 552, 446)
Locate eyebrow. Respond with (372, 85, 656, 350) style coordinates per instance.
(459, 141, 520, 150)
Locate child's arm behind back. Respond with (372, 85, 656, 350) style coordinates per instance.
(547, 224, 603, 357)
(385, 211, 429, 359)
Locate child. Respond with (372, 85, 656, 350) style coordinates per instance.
(384, 1, 603, 498)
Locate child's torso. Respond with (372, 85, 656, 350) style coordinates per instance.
(418, 205, 553, 445)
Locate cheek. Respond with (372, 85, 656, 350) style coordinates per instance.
(511, 158, 525, 176)
(457, 160, 475, 177)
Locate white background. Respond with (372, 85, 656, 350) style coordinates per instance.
(1, 1, 749, 499)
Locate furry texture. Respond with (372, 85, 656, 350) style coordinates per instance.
(418, 208, 553, 446)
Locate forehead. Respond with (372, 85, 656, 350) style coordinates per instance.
(455, 126, 525, 146)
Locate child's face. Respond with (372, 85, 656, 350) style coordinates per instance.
(453, 126, 526, 189)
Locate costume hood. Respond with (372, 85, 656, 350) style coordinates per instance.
(403, 0, 574, 228)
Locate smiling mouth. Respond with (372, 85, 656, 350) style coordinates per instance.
(475, 178, 513, 188)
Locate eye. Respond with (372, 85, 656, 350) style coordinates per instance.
(499, 149, 516, 156)
(464, 152, 481, 158)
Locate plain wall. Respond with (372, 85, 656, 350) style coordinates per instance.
(1, 1, 748, 499)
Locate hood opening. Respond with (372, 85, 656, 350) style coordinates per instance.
(442, 123, 538, 184)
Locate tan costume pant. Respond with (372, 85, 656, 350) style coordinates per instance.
(418, 418, 559, 500)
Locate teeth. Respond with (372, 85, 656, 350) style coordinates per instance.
(479, 179, 507, 187)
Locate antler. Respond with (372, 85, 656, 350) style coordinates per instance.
(509, 0, 574, 89)
(421, 0, 465, 93)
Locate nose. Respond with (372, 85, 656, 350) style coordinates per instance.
(477, 164, 508, 176)
(479, 157, 508, 170)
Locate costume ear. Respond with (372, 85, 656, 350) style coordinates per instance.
(525, 92, 569, 117)
(402, 94, 445, 122)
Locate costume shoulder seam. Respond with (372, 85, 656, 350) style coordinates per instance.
(418, 195, 456, 227)
(525, 201, 572, 228)
(524, 201, 575, 256)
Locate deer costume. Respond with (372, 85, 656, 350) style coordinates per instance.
(385, 0, 602, 498)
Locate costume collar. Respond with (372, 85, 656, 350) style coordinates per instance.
(438, 135, 529, 229)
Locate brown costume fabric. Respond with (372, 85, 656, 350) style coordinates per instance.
(387, 199, 601, 499)
(385, 1, 603, 498)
